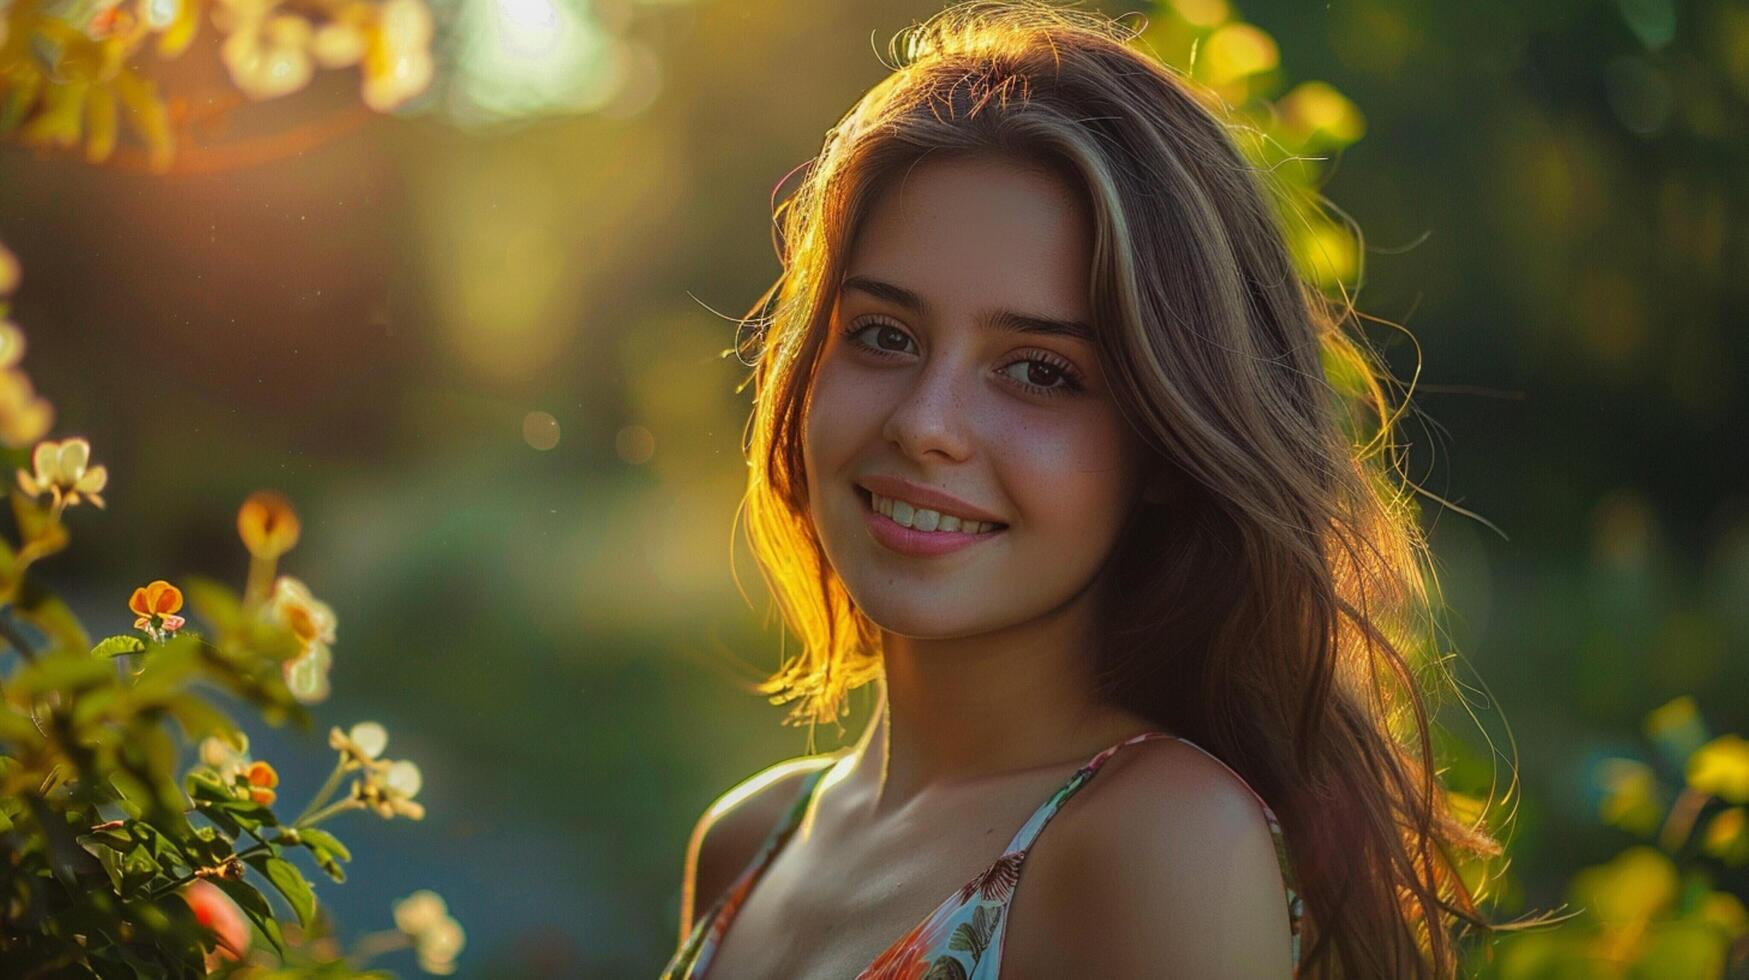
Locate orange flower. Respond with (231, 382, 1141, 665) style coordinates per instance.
(181, 879, 252, 970)
(244, 760, 279, 806)
(129, 579, 185, 634)
(237, 490, 300, 560)
(860, 915, 942, 980)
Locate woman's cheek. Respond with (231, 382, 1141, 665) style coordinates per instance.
(1003, 418, 1137, 538)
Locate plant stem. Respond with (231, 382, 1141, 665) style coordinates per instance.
(292, 761, 348, 827)
(243, 555, 275, 613)
(1659, 786, 1708, 853)
(347, 929, 412, 965)
(297, 797, 364, 827)
(146, 840, 272, 901)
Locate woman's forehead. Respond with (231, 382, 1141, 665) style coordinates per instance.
(844, 156, 1094, 324)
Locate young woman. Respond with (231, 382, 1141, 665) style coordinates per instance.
(665, 2, 1503, 977)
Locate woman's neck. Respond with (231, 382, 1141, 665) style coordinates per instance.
(834, 594, 1160, 820)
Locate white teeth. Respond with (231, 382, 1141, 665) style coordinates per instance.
(892, 499, 914, 525)
(868, 492, 1000, 534)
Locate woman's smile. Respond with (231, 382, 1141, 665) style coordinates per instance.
(857, 484, 1009, 558)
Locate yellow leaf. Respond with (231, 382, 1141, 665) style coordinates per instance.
(1292, 216, 1359, 290)
(84, 84, 117, 163)
(158, 0, 202, 58)
(1277, 81, 1365, 147)
(1645, 694, 1709, 759)
(1570, 845, 1677, 926)
(110, 69, 174, 172)
(1201, 23, 1278, 86)
(1170, 0, 1228, 29)
(19, 81, 88, 150)
(1689, 734, 1749, 803)
(1597, 758, 1663, 836)
(1702, 806, 1748, 864)
(1700, 890, 1749, 939)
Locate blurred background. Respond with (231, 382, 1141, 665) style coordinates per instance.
(1, 0, 1745, 974)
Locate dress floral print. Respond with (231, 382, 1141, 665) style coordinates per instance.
(663, 731, 1304, 979)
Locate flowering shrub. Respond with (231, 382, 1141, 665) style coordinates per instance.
(0, 0, 436, 170)
(1474, 696, 1749, 976)
(0, 241, 462, 974)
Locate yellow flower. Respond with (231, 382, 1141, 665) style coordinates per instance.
(1690, 734, 1749, 803)
(200, 731, 252, 784)
(269, 575, 335, 646)
(237, 491, 301, 560)
(393, 890, 464, 974)
(0, 322, 24, 369)
(265, 575, 337, 702)
(285, 643, 333, 703)
(329, 721, 388, 770)
(1703, 807, 1748, 864)
(356, 758, 424, 820)
(17, 437, 108, 509)
(0, 242, 17, 294)
(361, 0, 433, 112)
(0, 368, 54, 448)
(218, 4, 317, 101)
(244, 759, 280, 806)
(129, 578, 186, 637)
(311, 12, 369, 68)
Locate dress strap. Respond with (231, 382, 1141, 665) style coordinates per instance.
(995, 730, 1304, 969)
(665, 755, 842, 979)
(999, 729, 1172, 854)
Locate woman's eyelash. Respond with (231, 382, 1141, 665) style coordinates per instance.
(840, 316, 1086, 397)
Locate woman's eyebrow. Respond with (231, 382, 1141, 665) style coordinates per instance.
(839, 274, 1094, 344)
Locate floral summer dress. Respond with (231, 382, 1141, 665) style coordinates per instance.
(662, 730, 1304, 979)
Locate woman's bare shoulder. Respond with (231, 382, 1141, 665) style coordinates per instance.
(1002, 737, 1293, 978)
(677, 752, 844, 940)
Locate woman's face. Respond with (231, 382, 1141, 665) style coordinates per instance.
(803, 153, 1151, 640)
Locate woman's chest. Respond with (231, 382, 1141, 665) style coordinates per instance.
(702, 803, 1027, 979)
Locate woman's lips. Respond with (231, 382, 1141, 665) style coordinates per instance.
(858, 488, 1007, 558)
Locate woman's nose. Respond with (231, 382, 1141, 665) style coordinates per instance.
(880, 357, 974, 463)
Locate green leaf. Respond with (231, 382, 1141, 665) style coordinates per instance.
(71, 685, 120, 730)
(293, 827, 351, 882)
(12, 584, 90, 654)
(186, 772, 234, 805)
(294, 827, 351, 863)
(196, 803, 242, 840)
(126, 634, 201, 705)
(162, 694, 236, 745)
(0, 703, 43, 744)
(181, 576, 243, 635)
(0, 71, 43, 135)
(92, 635, 147, 658)
(244, 854, 317, 931)
(212, 878, 285, 959)
(94, 842, 126, 894)
(214, 797, 278, 830)
(11, 646, 113, 697)
(7, 492, 69, 565)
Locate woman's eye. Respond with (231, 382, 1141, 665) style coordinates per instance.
(998, 358, 1073, 393)
(850, 322, 915, 354)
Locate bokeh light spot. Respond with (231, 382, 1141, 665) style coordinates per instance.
(615, 424, 654, 464)
(522, 410, 560, 450)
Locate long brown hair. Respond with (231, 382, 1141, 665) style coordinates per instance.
(727, 2, 1509, 975)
